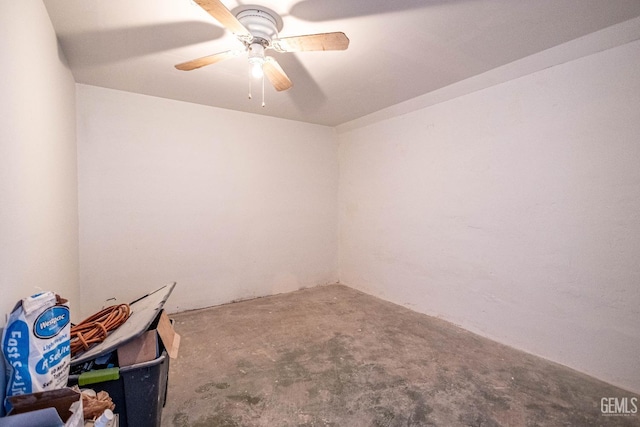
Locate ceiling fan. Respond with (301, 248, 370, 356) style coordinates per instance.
(175, 0, 350, 93)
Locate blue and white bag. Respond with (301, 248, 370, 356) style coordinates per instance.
(2, 292, 71, 412)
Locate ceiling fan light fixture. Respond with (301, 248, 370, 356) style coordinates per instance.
(247, 42, 265, 78)
(250, 60, 264, 78)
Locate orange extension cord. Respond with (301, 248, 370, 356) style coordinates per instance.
(70, 304, 131, 357)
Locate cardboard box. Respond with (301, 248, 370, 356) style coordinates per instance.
(0, 407, 64, 427)
(116, 331, 158, 367)
(0, 388, 83, 427)
(116, 310, 180, 367)
(156, 311, 180, 359)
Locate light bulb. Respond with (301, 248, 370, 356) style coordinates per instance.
(251, 61, 264, 79)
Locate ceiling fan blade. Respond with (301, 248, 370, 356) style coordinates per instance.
(194, 0, 251, 39)
(264, 57, 293, 91)
(175, 50, 239, 71)
(272, 32, 349, 52)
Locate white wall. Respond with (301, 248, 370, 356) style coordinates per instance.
(339, 40, 640, 392)
(0, 1, 79, 325)
(76, 85, 338, 316)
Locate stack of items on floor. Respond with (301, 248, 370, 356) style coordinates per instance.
(0, 284, 179, 427)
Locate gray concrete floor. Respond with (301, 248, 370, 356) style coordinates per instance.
(161, 285, 637, 426)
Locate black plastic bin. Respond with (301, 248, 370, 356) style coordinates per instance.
(69, 328, 170, 427)
(116, 352, 169, 427)
(69, 284, 176, 427)
(73, 351, 169, 427)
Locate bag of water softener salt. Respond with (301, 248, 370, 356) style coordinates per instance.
(2, 292, 71, 412)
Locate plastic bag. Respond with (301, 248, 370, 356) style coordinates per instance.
(2, 292, 71, 412)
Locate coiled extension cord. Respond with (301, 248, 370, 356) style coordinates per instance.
(70, 304, 131, 356)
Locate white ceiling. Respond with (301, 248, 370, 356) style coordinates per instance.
(44, 0, 640, 127)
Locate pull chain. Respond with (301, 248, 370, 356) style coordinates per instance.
(261, 73, 265, 107)
(248, 67, 265, 106)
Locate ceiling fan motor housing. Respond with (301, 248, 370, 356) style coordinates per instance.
(235, 6, 283, 46)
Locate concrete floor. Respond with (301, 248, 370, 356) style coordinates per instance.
(161, 285, 637, 426)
